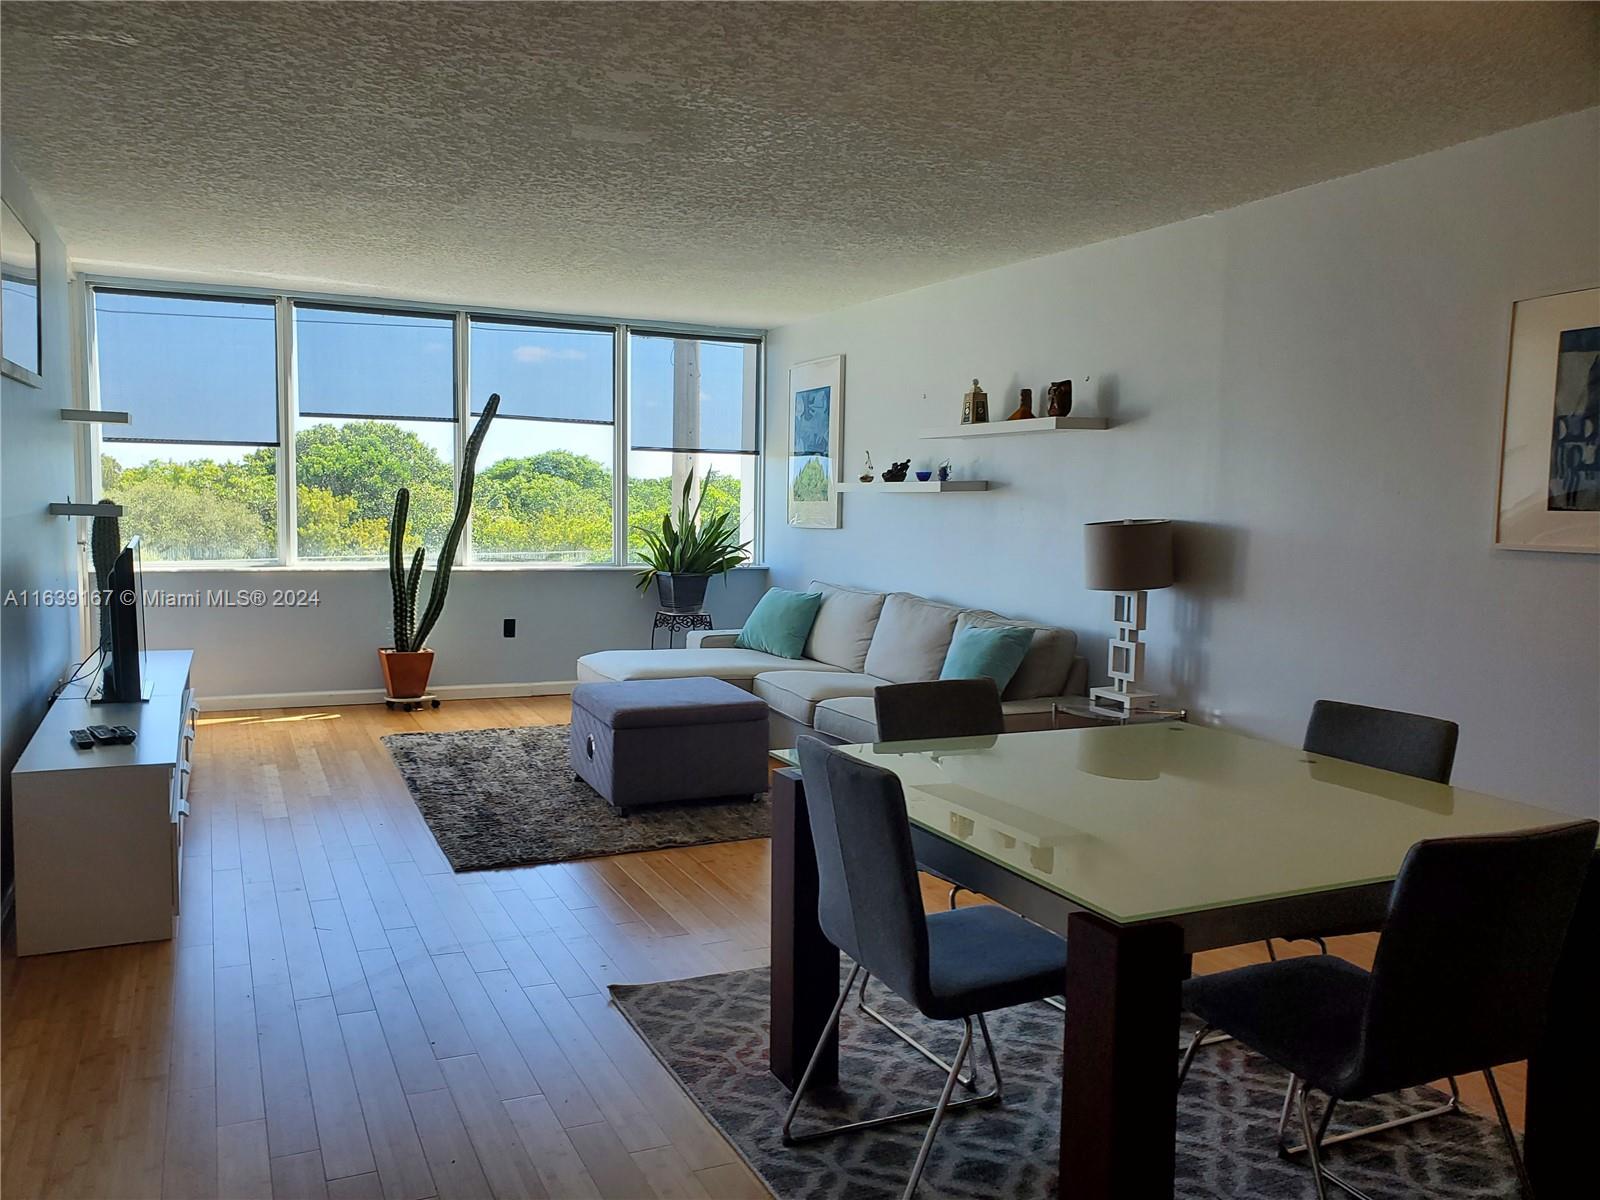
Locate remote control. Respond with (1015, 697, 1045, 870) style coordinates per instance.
(112, 725, 138, 745)
(87, 724, 120, 745)
(70, 728, 95, 750)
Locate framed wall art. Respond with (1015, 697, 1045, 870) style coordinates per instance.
(1495, 287, 1600, 553)
(787, 354, 843, 529)
(2, 199, 43, 387)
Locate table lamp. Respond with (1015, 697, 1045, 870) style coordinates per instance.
(1084, 518, 1174, 717)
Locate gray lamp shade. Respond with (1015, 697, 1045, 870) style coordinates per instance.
(1084, 519, 1175, 591)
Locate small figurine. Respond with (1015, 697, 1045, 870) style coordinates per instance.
(1007, 387, 1035, 421)
(1046, 379, 1073, 417)
(882, 459, 911, 483)
(859, 450, 875, 483)
(937, 459, 952, 482)
(961, 379, 989, 425)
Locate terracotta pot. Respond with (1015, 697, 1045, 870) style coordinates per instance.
(379, 648, 435, 699)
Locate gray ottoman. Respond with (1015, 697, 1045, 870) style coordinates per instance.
(570, 676, 769, 813)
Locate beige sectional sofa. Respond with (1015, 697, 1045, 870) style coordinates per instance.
(576, 581, 1089, 747)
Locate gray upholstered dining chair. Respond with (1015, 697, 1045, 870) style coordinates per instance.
(868, 677, 1049, 1049)
(1177, 820, 1598, 1200)
(1269, 700, 1460, 959)
(873, 677, 1005, 743)
(786, 737, 1069, 1200)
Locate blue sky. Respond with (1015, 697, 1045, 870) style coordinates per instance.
(95, 292, 754, 474)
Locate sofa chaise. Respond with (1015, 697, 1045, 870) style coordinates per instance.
(576, 581, 1089, 747)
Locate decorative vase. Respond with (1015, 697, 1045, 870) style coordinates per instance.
(961, 379, 989, 424)
(1007, 388, 1035, 421)
(1046, 379, 1073, 417)
(379, 648, 435, 699)
(656, 572, 710, 613)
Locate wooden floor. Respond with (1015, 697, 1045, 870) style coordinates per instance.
(1, 697, 1525, 1200)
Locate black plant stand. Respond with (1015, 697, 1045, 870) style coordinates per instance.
(651, 609, 714, 649)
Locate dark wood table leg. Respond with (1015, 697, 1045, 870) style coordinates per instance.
(769, 767, 839, 1091)
(1060, 912, 1184, 1199)
(1524, 850, 1599, 1190)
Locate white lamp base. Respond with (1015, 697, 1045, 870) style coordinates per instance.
(1089, 685, 1159, 716)
(1094, 590, 1165, 716)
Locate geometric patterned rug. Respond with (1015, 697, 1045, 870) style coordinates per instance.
(382, 724, 770, 871)
(611, 965, 1521, 1200)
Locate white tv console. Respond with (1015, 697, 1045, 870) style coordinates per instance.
(11, 649, 196, 956)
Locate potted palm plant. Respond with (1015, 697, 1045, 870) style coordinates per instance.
(635, 468, 750, 611)
(380, 394, 499, 703)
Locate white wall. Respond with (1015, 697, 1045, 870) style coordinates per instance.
(142, 565, 769, 706)
(1, 157, 79, 895)
(764, 109, 1600, 819)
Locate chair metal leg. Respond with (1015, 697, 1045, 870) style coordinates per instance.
(1264, 934, 1329, 960)
(1176, 1023, 1211, 1088)
(948, 885, 962, 910)
(782, 963, 861, 1143)
(1278, 1073, 1300, 1147)
(1297, 1081, 1334, 1200)
(902, 1017, 973, 1200)
(856, 971, 976, 1090)
(783, 966, 1003, 1149)
(1483, 1067, 1533, 1200)
(1278, 1073, 1460, 1157)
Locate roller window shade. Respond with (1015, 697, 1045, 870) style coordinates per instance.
(295, 304, 455, 421)
(469, 319, 614, 423)
(628, 334, 758, 454)
(96, 290, 279, 445)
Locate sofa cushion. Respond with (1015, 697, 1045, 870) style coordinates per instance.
(753, 670, 887, 726)
(863, 593, 963, 684)
(802, 581, 887, 671)
(814, 695, 879, 744)
(954, 610, 1079, 700)
(577, 648, 847, 689)
(734, 587, 823, 658)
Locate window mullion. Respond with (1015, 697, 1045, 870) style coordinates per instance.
(614, 325, 629, 567)
(277, 295, 296, 566)
(456, 311, 471, 565)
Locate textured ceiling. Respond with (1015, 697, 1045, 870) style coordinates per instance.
(3, 2, 1596, 327)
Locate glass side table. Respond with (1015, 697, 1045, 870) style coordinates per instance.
(1051, 697, 1188, 729)
(651, 609, 714, 649)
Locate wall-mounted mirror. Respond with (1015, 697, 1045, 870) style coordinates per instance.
(2, 198, 43, 386)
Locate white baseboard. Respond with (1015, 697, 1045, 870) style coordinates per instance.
(200, 680, 577, 712)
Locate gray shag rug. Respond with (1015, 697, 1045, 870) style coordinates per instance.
(382, 724, 770, 871)
(611, 964, 1522, 1200)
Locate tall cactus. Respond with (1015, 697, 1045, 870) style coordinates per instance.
(387, 393, 500, 652)
(91, 501, 122, 650)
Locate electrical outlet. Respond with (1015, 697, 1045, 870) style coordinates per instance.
(503, 618, 516, 638)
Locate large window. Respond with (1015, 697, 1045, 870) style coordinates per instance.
(627, 333, 759, 561)
(88, 285, 761, 567)
(96, 291, 280, 561)
(468, 319, 614, 563)
(294, 305, 456, 561)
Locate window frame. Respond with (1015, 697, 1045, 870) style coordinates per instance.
(79, 274, 765, 570)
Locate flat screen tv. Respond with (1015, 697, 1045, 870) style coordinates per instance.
(98, 536, 150, 702)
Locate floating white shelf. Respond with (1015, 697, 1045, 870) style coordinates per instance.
(49, 502, 123, 517)
(836, 480, 989, 493)
(919, 415, 1108, 439)
(60, 408, 130, 424)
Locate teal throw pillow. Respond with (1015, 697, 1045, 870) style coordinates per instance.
(735, 588, 824, 659)
(939, 624, 1034, 692)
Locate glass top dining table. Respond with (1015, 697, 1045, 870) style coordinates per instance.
(775, 722, 1574, 925)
